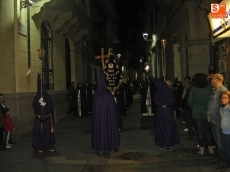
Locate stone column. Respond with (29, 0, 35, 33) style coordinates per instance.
(178, 34, 187, 81)
(184, 0, 211, 76)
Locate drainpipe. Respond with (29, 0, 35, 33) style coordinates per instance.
(26, 6, 31, 77)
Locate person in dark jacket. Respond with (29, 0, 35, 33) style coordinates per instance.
(188, 73, 213, 155)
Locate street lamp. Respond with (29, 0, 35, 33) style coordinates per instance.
(145, 65, 150, 72)
(161, 39, 167, 82)
(143, 32, 148, 40)
(142, 32, 152, 42)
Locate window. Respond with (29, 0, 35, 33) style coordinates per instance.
(41, 20, 54, 90)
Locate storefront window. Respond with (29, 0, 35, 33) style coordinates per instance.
(215, 38, 230, 88)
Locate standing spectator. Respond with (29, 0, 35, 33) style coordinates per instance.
(207, 73, 228, 169)
(150, 77, 180, 151)
(69, 81, 76, 90)
(182, 76, 192, 131)
(208, 63, 216, 76)
(182, 76, 192, 100)
(219, 91, 230, 171)
(208, 63, 216, 82)
(2, 108, 15, 149)
(173, 81, 184, 118)
(0, 94, 15, 146)
(0, 94, 6, 146)
(32, 89, 55, 153)
(188, 73, 213, 155)
(182, 81, 195, 140)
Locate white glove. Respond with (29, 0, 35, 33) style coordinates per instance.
(40, 102, 46, 106)
(39, 97, 46, 106)
(39, 97, 43, 103)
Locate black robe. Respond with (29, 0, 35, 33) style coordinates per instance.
(114, 88, 125, 130)
(32, 90, 55, 151)
(85, 85, 93, 114)
(126, 84, 133, 109)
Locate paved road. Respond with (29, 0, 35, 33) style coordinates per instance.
(0, 94, 225, 172)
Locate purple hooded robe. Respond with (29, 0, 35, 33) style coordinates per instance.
(91, 71, 120, 153)
(150, 77, 180, 147)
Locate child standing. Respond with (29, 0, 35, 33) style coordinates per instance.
(2, 108, 15, 149)
(220, 91, 230, 169)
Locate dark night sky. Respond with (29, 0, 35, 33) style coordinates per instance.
(115, 0, 144, 44)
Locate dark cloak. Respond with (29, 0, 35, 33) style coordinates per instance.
(119, 86, 126, 118)
(73, 83, 87, 117)
(150, 77, 180, 147)
(140, 81, 157, 114)
(114, 88, 124, 130)
(126, 83, 133, 109)
(32, 90, 55, 151)
(85, 82, 93, 113)
(91, 71, 120, 153)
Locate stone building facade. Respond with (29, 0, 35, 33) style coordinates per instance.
(142, 0, 221, 82)
(0, 0, 119, 139)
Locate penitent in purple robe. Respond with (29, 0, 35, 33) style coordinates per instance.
(91, 71, 120, 153)
(150, 77, 180, 147)
(32, 90, 55, 151)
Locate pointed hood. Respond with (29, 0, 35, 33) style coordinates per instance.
(96, 70, 107, 92)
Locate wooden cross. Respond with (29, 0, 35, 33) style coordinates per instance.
(95, 48, 109, 68)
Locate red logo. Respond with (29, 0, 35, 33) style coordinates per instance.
(211, 3, 226, 18)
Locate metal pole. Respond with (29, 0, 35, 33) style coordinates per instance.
(161, 39, 167, 82)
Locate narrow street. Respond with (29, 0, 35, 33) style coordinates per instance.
(0, 94, 224, 172)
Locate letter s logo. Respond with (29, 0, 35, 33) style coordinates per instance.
(211, 4, 219, 13)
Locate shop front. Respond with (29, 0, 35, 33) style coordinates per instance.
(208, 0, 230, 88)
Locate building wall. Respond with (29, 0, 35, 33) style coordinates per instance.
(0, 0, 118, 140)
(0, 0, 15, 92)
(187, 44, 210, 76)
(0, 1, 83, 139)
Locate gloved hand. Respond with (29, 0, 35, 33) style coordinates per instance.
(39, 97, 43, 103)
(39, 97, 46, 107)
(40, 102, 46, 106)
